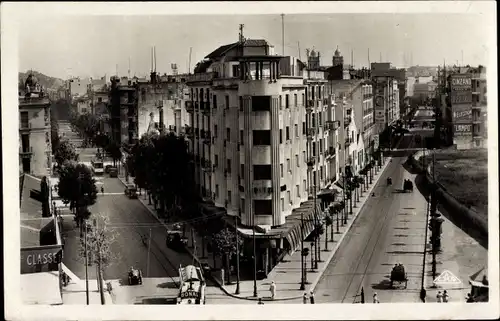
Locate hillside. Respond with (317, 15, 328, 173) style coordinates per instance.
(19, 70, 65, 91)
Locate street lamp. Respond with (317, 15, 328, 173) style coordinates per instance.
(310, 242, 315, 271)
(235, 214, 240, 295)
(300, 210, 306, 290)
(252, 218, 257, 298)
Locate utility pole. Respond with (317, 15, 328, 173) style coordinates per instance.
(281, 14, 285, 56)
(368, 48, 370, 68)
(95, 218, 105, 305)
(84, 222, 89, 305)
(300, 210, 305, 290)
(128, 57, 131, 79)
(235, 214, 240, 294)
(298, 42, 301, 61)
(188, 47, 192, 74)
(252, 222, 257, 297)
(147, 228, 152, 277)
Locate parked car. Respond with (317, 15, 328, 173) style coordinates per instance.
(109, 167, 118, 177)
(166, 231, 188, 251)
(125, 184, 138, 199)
(128, 268, 143, 285)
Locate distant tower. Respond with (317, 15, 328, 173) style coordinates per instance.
(307, 49, 320, 70)
(332, 46, 344, 67)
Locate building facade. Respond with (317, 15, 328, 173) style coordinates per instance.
(19, 74, 52, 177)
(109, 76, 139, 147)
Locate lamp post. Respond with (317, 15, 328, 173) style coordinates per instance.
(300, 210, 305, 290)
(310, 242, 315, 271)
(235, 214, 240, 295)
(84, 222, 89, 305)
(252, 220, 257, 298)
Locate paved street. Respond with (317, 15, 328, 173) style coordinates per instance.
(314, 157, 428, 303)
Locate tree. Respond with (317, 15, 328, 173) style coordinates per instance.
(40, 176, 50, 217)
(324, 215, 333, 250)
(54, 139, 79, 168)
(105, 139, 122, 167)
(57, 161, 98, 233)
(213, 228, 243, 285)
(50, 108, 61, 153)
(78, 215, 119, 304)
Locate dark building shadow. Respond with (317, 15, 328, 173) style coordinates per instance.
(371, 279, 392, 290)
(138, 297, 177, 305)
(156, 281, 179, 289)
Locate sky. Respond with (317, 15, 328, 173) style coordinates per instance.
(15, 4, 495, 80)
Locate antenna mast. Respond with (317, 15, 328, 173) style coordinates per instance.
(151, 47, 153, 73)
(154, 46, 157, 73)
(368, 48, 370, 67)
(351, 49, 354, 68)
(239, 24, 245, 43)
(188, 47, 192, 74)
(128, 57, 131, 79)
(281, 14, 285, 56)
(298, 42, 301, 61)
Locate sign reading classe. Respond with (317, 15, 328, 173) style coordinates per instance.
(21, 245, 62, 274)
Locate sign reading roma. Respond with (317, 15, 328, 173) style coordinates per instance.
(21, 245, 62, 274)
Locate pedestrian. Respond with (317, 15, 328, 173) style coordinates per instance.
(466, 293, 474, 303)
(269, 281, 276, 300)
(101, 186, 104, 195)
(309, 291, 315, 304)
(303, 292, 308, 304)
(220, 268, 225, 287)
(373, 292, 380, 303)
(436, 291, 443, 303)
(257, 298, 264, 305)
(443, 290, 450, 303)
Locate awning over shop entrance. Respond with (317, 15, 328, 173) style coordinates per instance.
(281, 200, 323, 253)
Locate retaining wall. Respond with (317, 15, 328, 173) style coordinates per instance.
(408, 155, 488, 238)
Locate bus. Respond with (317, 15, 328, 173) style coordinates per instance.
(177, 265, 206, 304)
(91, 159, 104, 176)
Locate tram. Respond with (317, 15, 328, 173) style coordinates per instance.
(177, 264, 206, 304)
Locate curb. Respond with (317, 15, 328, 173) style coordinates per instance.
(309, 158, 392, 292)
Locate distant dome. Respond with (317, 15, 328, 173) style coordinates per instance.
(310, 50, 317, 57)
(334, 48, 341, 56)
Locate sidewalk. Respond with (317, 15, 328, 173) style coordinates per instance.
(118, 158, 392, 302)
(61, 263, 114, 305)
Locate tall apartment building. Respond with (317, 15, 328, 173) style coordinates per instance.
(441, 66, 486, 149)
(19, 74, 52, 177)
(186, 38, 331, 275)
(109, 76, 139, 147)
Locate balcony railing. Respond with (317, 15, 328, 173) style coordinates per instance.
(306, 100, 314, 110)
(19, 122, 31, 130)
(363, 94, 373, 101)
(202, 130, 211, 144)
(306, 128, 316, 137)
(253, 186, 273, 196)
(202, 159, 213, 172)
(324, 120, 340, 131)
(306, 156, 316, 167)
(325, 147, 336, 158)
(19, 147, 33, 158)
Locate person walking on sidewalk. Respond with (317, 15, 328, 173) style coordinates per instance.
(257, 298, 264, 305)
(269, 281, 276, 300)
(443, 290, 450, 303)
(436, 291, 443, 303)
(303, 292, 308, 304)
(101, 186, 104, 195)
(309, 291, 315, 304)
(373, 292, 380, 303)
(220, 268, 225, 287)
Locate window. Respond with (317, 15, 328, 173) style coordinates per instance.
(214, 155, 218, 167)
(241, 198, 245, 214)
(280, 164, 283, 177)
(227, 159, 232, 172)
(253, 130, 271, 145)
(97, 97, 102, 103)
(254, 200, 272, 215)
(294, 94, 298, 107)
(281, 198, 285, 211)
(318, 112, 322, 126)
(320, 167, 323, 180)
(319, 86, 322, 99)
(287, 158, 291, 172)
(295, 154, 299, 167)
(253, 165, 272, 180)
(279, 95, 282, 109)
(232, 65, 240, 78)
(296, 185, 300, 197)
(285, 94, 289, 108)
(214, 125, 218, 137)
(312, 114, 316, 127)
(279, 129, 283, 144)
(240, 130, 244, 145)
(303, 151, 306, 162)
(215, 185, 219, 198)
(302, 93, 305, 105)
(286, 126, 290, 140)
(252, 96, 271, 111)
(240, 164, 245, 179)
(226, 128, 231, 140)
(225, 95, 230, 109)
(295, 124, 298, 137)
(239, 96, 243, 111)
(228, 191, 232, 203)
(303, 179, 306, 192)
(302, 122, 306, 135)
(20, 111, 29, 128)
(287, 191, 291, 204)
(313, 143, 316, 157)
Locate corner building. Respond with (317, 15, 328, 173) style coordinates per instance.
(186, 39, 324, 273)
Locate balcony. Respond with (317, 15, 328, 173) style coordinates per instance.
(306, 128, 316, 138)
(202, 159, 213, 172)
(185, 126, 194, 138)
(363, 94, 373, 101)
(323, 98, 329, 105)
(345, 138, 352, 147)
(185, 101, 194, 113)
(201, 102, 211, 115)
(19, 147, 33, 158)
(306, 99, 314, 112)
(202, 130, 211, 144)
(253, 186, 273, 196)
(325, 147, 336, 159)
(324, 120, 340, 131)
(306, 156, 316, 167)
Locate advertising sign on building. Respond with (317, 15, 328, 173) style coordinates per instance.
(453, 109, 473, 122)
(454, 124, 472, 136)
(373, 134, 380, 150)
(21, 245, 62, 274)
(450, 74, 472, 104)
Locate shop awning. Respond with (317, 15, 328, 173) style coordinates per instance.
(21, 271, 62, 305)
(282, 200, 323, 253)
